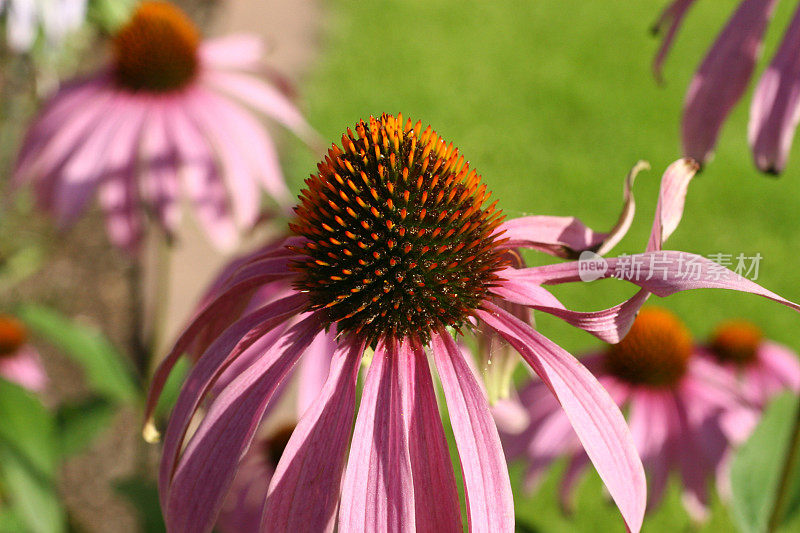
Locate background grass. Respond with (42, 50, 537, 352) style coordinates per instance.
(285, 0, 800, 530)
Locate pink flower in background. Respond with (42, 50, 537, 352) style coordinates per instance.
(146, 114, 800, 533)
(0, 314, 46, 391)
(14, 1, 319, 253)
(1, 0, 87, 52)
(702, 319, 800, 407)
(653, 0, 800, 174)
(496, 308, 787, 522)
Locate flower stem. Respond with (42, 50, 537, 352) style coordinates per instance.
(128, 257, 149, 382)
(767, 393, 800, 532)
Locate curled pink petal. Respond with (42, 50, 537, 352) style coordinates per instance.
(651, 0, 699, 83)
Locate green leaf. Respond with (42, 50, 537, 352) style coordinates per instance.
(88, 0, 136, 33)
(154, 357, 189, 421)
(56, 397, 116, 458)
(0, 445, 66, 533)
(16, 304, 139, 403)
(115, 477, 166, 533)
(730, 393, 800, 533)
(0, 379, 58, 478)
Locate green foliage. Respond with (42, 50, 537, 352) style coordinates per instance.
(16, 304, 140, 403)
(115, 478, 166, 533)
(730, 393, 800, 533)
(56, 397, 116, 458)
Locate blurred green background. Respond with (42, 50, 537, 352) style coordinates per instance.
(284, 0, 800, 531)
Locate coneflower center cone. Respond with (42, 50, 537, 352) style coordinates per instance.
(604, 307, 692, 387)
(112, 1, 200, 93)
(709, 320, 762, 366)
(0, 315, 27, 357)
(290, 114, 509, 345)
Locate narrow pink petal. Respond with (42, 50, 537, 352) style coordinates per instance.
(295, 329, 337, 416)
(559, 453, 590, 514)
(496, 161, 645, 258)
(628, 391, 672, 509)
(651, 0, 699, 83)
(144, 262, 298, 430)
(748, 5, 800, 174)
(758, 341, 800, 391)
(164, 315, 322, 533)
(201, 69, 320, 147)
(402, 340, 462, 532)
(477, 303, 646, 532)
(167, 103, 238, 250)
(185, 90, 260, 229)
(0, 346, 47, 392)
(157, 293, 307, 508)
(339, 339, 416, 532)
(199, 35, 264, 71)
(431, 331, 514, 533)
(96, 99, 149, 253)
(682, 0, 778, 164)
(646, 158, 699, 252)
(139, 103, 181, 234)
(197, 89, 291, 204)
(262, 339, 364, 533)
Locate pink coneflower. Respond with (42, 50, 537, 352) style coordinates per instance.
(13, 0, 317, 252)
(497, 307, 778, 521)
(653, 0, 800, 174)
(0, 314, 46, 391)
(703, 320, 800, 407)
(146, 114, 800, 533)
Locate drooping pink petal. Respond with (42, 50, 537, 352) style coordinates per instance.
(199, 35, 264, 71)
(262, 339, 364, 533)
(495, 161, 645, 258)
(402, 340, 463, 531)
(139, 102, 181, 234)
(651, 0, 699, 83)
(682, 0, 778, 164)
(339, 339, 416, 532)
(197, 88, 291, 204)
(295, 329, 337, 416)
(559, 453, 590, 514)
(628, 391, 673, 509)
(431, 331, 514, 533)
(164, 314, 322, 533)
(96, 98, 148, 253)
(477, 303, 646, 532)
(156, 293, 307, 505)
(167, 103, 239, 250)
(184, 89, 260, 229)
(757, 341, 800, 392)
(0, 346, 47, 392)
(748, 5, 800, 174)
(202, 69, 320, 148)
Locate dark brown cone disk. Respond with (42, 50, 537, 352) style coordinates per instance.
(290, 114, 509, 345)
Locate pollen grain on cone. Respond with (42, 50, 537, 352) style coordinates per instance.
(290, 113, 509, 345)
(709, 320, 762, 366)
(112, 1, 200, 93)
(0, 314, 27, 357)
(604, 307, 692, 387)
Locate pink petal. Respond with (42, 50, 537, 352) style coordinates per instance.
(628, 391, 673, 509)
(748, 5, 800, 174)
(202, 69, 320, 147)
(758, 341, 800, 392)
(167, 103, 239, 250)
(139, 103, 181, 234)
(339, 339, 416, 532)
(495, 161, 645, 258)
(295, 329, 337, 416)
(477, 303, 646, 532)
(431, 331, 514, 533)
(199, 35, 264, 71)
(682, 0, 778, 164)
(0, 345, 47, 392)
(262, 339, 364, 533)
(559, 453, 590, 514)
(651, 0, 699, 83)
(157, 293, 307, 507)
(402, 340, 462, 531)
(164, 314, 322, 533)
(646, 158, 699, 252)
